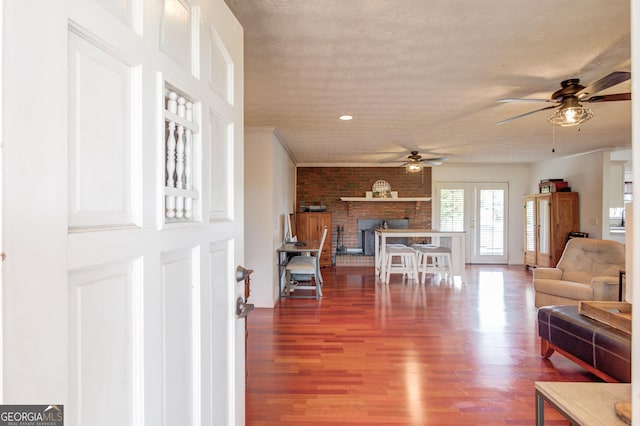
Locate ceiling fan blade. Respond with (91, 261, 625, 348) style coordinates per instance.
(421, 157, 447, 165)
(577, 71, 631, 98)
(496, 105, 559, 125)
(583, 92, 631, 103)
(497, 98, 556, 103)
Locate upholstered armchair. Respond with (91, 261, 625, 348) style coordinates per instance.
(533, 238, 625, 308)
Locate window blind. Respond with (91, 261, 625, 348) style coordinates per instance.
(439, 189, 464, 231)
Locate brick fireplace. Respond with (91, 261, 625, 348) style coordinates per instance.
(358, 219, 409, 255)
(296, 167, 433, 265)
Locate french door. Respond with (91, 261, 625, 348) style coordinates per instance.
(434, 182, 508, 264)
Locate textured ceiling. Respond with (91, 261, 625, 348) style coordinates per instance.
(224, 0, 631, 165)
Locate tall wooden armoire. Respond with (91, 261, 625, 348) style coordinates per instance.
(523, 192, 579, 268)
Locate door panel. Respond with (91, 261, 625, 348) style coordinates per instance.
(208, 112, 233, 221)
(475, 185, 507, 263)
(524, 197, 536, 266)
(161, 248, 197, 426)
(537, 197, 551, 265)
(207, 240, 233, 425)
(3, 1, 245, 425)
(69, 260, 140, 426)
(68, 27, 139, 230)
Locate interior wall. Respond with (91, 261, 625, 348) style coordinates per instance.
(529, 151, 605, 239)
(245, 127, 295, 307)
(432, 163, 530, 265)
(296, 167, 433, 251)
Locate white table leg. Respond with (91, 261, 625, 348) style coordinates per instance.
(379, 235, 387, 279)
(449, 234, 466, 283)
(374, 231, 380, 275)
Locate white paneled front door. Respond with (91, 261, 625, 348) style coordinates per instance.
(3, 1, 245, 425)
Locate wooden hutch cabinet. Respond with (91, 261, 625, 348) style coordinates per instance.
(294, 212, 332, 267)
(523, 192, 579, 268)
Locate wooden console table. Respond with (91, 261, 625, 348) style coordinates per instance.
(535, 381, 630, 425)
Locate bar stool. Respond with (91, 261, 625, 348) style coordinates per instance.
(384, 246, 418, 284)
(412, 244, 453, 283)
(382, 243, 407, 270)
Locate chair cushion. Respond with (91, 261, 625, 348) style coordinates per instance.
(412, 244, 451, 254)
(534, 278, 593, 301)
(286, 256, 316, 274)
(386, 246, 415, 254)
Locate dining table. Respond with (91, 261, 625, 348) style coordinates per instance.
(374, 229, 466, 282)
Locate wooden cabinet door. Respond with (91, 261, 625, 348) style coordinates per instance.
(296, 213, 332, 267)
(549, 192, 580, 266)
(536, 195, 553, 267)
(317, 214, 332, 267)
(296, 213, 318, 240)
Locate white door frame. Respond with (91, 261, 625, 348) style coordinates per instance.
(0, 0, 4, 403)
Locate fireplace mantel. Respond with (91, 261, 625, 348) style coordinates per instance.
(341, 197, 431, 214)
(340, 197, 431, 202)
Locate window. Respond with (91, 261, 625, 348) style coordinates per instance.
(478, 189, 504, 256)
(439, 189, 464, 232)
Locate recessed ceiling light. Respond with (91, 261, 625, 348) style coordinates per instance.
(339, 115, 353, 121)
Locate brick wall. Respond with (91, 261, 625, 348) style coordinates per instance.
(296, 167, 432, 252)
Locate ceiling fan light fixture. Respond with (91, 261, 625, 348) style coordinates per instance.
(548, 104, 593, 127)
(406, 161, 422, 173)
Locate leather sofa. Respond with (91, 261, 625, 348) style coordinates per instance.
(533, 238, 625, 308)
(538, 305, 631, 382)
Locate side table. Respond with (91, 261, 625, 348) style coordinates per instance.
(535, 381, 630, 425)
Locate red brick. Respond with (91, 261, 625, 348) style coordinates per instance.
(296, 167, 432, 253)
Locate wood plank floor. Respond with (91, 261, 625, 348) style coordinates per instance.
(246, 265, 598, 425)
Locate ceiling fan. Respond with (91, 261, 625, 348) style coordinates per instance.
(402, 151, 448, 172)
(496, 71, 631, 126)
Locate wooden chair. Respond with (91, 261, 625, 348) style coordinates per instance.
(285, 226, 328, 299)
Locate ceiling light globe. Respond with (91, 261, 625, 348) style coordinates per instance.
(548, 105, 593, 127)
(406, 162, 422, 173)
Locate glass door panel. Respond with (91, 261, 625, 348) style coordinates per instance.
(478, 189, 505, 256)
(525, 199, 535, 251)
(537, 197, 550, 255)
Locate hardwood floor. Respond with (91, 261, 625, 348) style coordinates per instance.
(246, 265, 597, 425)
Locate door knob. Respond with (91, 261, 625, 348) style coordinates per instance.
(236, 265, 253, 282)
(236, 297, 254, 318)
